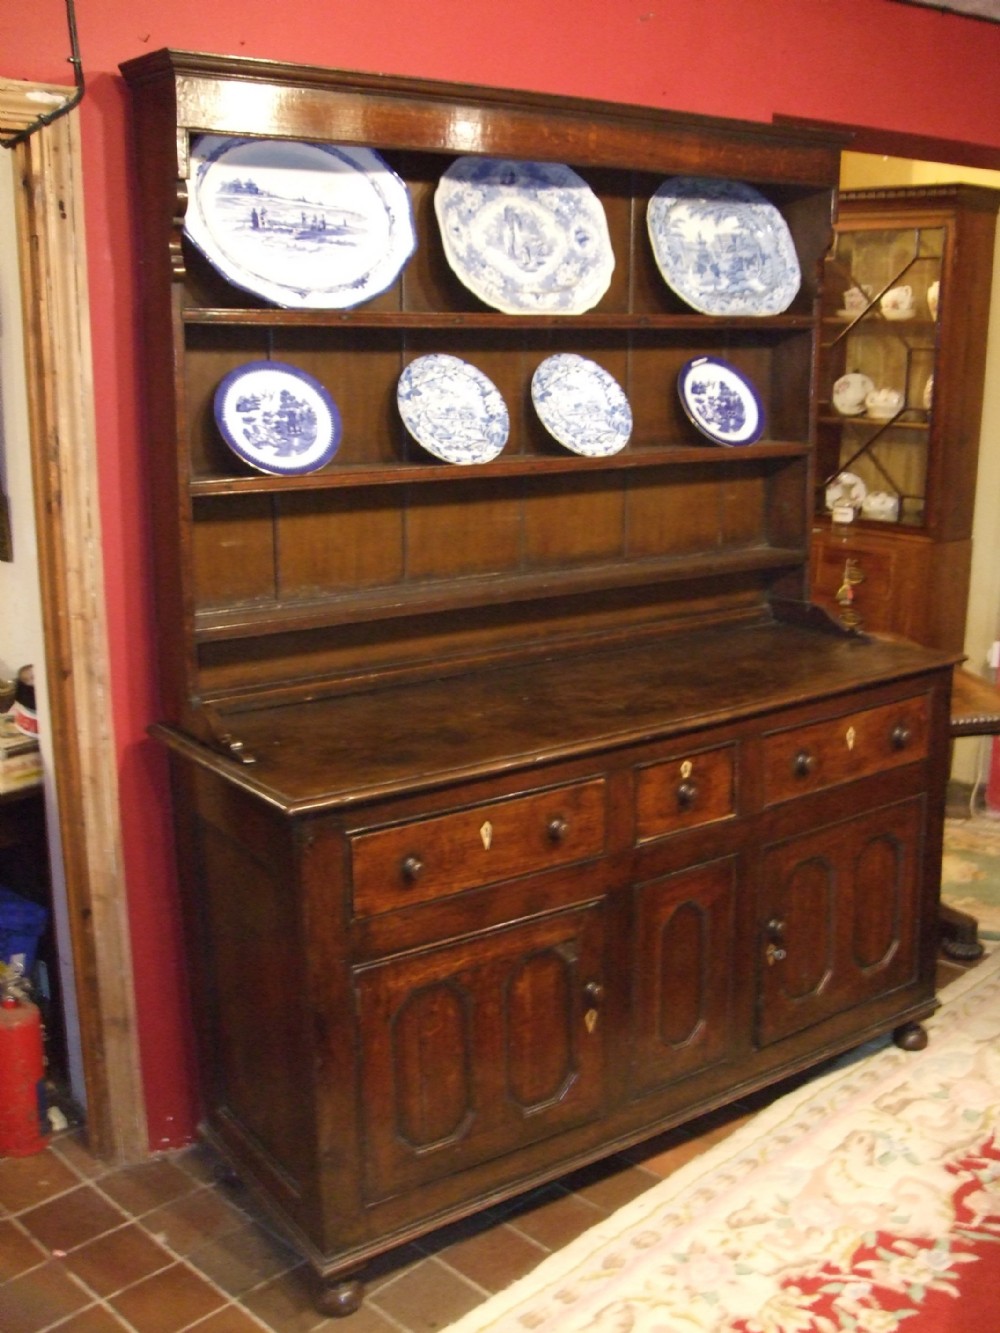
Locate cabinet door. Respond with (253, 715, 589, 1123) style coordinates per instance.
(354, 904, 606, 1201)
(630, 857, 737, 1095)
(757, 798, 922, 1046)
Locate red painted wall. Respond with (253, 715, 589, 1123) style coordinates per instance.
(4, 0, 1000, 1150)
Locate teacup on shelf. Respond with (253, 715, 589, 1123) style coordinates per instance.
(861, 490, 900, 522)
(880, 284, 914, 320)
(865, 387, 904, 419)
(837, 283, 872, 319)
(832, 371, 875, 416)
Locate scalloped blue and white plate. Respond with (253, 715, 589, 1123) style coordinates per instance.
(677, 356, 764, 446)
(647, 177, 800, 316)
(434, 157, 614, 315)
(214, 361, 342, 474)
(186, 136, 416, 308)
(397, 355, 509, 465)
(531, 354, 632, 456)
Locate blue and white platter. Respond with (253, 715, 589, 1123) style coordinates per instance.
(214, 361, 342, 475)
(647, 177, 800, 317)
(397, 354, 509, 465)
(531, 354, 632, 456)
(677, 355, 764, 446)
(185, 136, 416, 309)
(434, 157, 614, 315)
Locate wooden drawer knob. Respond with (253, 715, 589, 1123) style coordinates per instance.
(547, 815, 569, 844)
(400, 854, 424, 884)
(676, 779, 698, 810)
(793, 749, 816, 778)
(890, 723, 912, 751)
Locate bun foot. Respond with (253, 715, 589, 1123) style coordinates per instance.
(317, 1274, 364, 1318)
(893, 1020, 928, 1051)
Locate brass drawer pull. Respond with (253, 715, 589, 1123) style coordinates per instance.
(547, 815, 569, 844)
(400, 855, 424, 885)
(793, 749, 816, 778)
(890, 723, 912, 751)
(676, 779, 698, 810)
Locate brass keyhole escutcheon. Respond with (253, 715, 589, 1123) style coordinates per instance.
(846, 725, 856, 751)
(680, 759, 693, 780)
(480, 820, 493, 851)
(584, 1009, 598, 1034)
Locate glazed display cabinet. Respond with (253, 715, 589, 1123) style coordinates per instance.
(121, 50, 955, 1315)
(811, 185, 1000, 650)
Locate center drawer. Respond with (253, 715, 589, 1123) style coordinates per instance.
(762, 694, 930, 806)
(350, 778, 607, 917)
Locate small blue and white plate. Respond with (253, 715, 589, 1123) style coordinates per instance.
(647, 177, 800, 317)
(214, 361, 342, 474)
(531, 354, 632, 456)
(677, 356, 764, 446)
(434, 157, 614, 315)
(397, 355, 509, 465)
(186, 136, 416, 308)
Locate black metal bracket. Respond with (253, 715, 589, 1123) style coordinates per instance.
(1, 0, 84, 150)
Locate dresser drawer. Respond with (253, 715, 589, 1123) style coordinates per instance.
(635, 745, 736, 842)
(351, 778, 606, 917)
(762, 695, 930, 806)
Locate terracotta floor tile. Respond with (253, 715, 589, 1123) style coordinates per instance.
(97, 1158, 200, 1218)
(0, 1257, 92, 1333)
(185, 1218, 299, 1297)
(143, 1184, 247, 1255)
(501, 1184, 605, 1252)
(184, 1305, 275, 1332)
(239, 1261, 337, 1332)
(62, 1220, 175, 1296)
(52, 1130, 111, 1180)
(436, 1218, 549, 1293)
(0, 1150, 81, 1213)
(47, 1306, 134, 1332)
(0, 1216, 46, 1280)
(557, 1155, 659, 1213)
(107, 1261, 227, 1332)
(369, 1255, 486, 1331)
(20, 1183, 128, 1253)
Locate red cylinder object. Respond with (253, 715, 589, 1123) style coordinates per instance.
(0, 996, 50, 1156)
(988, 737, 1000, 815)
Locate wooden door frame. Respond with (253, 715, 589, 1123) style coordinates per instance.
(1, 77, 147, 1162)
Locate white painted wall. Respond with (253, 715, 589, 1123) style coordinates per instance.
(0, 149, 85, 1102)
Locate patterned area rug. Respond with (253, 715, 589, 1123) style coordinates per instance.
(443, 949, 1000, 1333)
(941, 816, 1000, 938)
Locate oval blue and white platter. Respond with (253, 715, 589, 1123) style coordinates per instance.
(434, 157, 614, 315)
(397, 354, 509, 465)
(677, 355, 764, 446)
(647, 177, 800, 317)
(186, 135, 416, 308)
(531, 354, 632, 456)
(214, 361, 342, 475)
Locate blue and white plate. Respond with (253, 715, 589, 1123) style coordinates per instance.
(531, 354, 632, 456)
(677, 356, 764, 446)
(434, 157, 614, 315)
(185, 136, 416, 308)
(647, 177, 800, 317)
(214, 361, 342, 474)
(397, 355, 509, 465)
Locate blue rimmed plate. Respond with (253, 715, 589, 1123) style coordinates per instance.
(434, 157, 614, 315)
(397, 355, 509, 465)
(186, 136, 416, 308)
(531, 354, 632, 456)
(647, 177, 800, 317)
(214, 361, 342, 475)
(677, 356, 764, 446)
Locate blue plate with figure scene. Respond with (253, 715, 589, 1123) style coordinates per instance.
(677, 356, 764, 446)
(214, 361, 342, 475)
(647, 177, 800, 316)
(531, 354, 632, 456)
(397, 354, 509, 465)
(185, 135, 415, 308)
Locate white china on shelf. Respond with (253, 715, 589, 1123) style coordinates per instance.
(646, 176, 800, 316)
(832, 372, 875, 416)
(865, 386, 904, 419)
(837, 283, 872, 319)
(825, 471, 867, 513)
(396, 354, 509, 464)
(677, 355, 765, 446)
(880, 284, 914, 320)
(433, 157, 614, 315)
(213, 360, 342, 475)
(185, 136, 416, 309)
(923, 373, 934, 411)
(927, 280, 940, 320)
(861, 490, 900, 522)
(530, 354, 632, 456)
